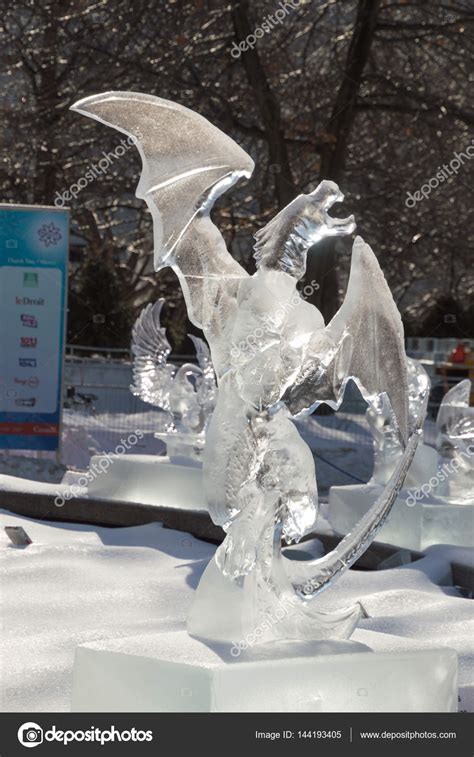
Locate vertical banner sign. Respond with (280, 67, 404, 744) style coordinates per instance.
(0, 204, 69, 450)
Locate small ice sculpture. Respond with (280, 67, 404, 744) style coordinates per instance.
(130, 298, 216, 459)
(436, 379, 474, 504)
(72, 92, 421, 644)
(367, 357, 431, 486)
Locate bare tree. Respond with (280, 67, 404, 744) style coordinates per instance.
(1, 0, 472, 344)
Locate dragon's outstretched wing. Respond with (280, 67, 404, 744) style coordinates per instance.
(72, 92, 254, 268)
(130, 299, 175, 409)
(71, 92, 254, 344)
(285, 236, 409, 443)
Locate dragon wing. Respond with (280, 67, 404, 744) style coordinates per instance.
(71, 92, 254, 339)
(285, 236, 409, 443)
(71, 92, 254, 294)
(130, 298, 175, 409)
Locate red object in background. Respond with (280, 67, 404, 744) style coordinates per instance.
(450, 343, 466, 363)
(0, 422, 59, 436)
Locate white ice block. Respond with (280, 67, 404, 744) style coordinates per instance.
(87, 453, 206, 510)
(328, 484, 474, 551)
(71, 630, 457, 712)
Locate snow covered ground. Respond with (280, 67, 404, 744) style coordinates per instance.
(0, 399, 469, 713)
(0, 509, 472, 712)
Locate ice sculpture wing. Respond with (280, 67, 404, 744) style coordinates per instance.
(189, 335, 212, 373)
(130, 299, 174, 408)
(285, 236, 409, 443)
(71, 92, 254, 339)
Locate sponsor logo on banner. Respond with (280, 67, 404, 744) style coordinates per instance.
(20, 336, 37, 348)
(21, 314, 38, 328)
(0, 422, 59, 435)
(19, 358, 37, 368)
(15, 296, 45, 306)
(15, 397, 36, 408)
(14, 377, 39, 388)
(23, 272, 39, 288)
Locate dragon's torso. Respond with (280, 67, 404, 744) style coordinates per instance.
(228, 267, 325, 410)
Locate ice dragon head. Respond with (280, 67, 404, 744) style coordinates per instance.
(253, 180, 355, 280)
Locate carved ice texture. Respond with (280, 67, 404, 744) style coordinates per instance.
(72, 92, 421, 644)
(130, 298, 216, 459)
(330, 373, 473, 551)
(367, 358, 431, 486)
(367, 357, 473, 503)
(436, 379, 474, 504)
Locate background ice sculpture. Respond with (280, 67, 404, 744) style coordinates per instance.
(329, 372, 473, 551)
(72, 92, 421, 644)
(436, 379, 473, 504)
(367, 365, 473, 502)
(367, 357, 432, 487)
(130, 298, 216, 459)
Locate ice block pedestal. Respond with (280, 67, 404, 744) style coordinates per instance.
(328, 484, 473, 551)
(71, 630, 457, 712)
(87, 453, 206, 511)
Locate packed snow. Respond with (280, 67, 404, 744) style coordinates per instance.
(0, 510, 472, 712)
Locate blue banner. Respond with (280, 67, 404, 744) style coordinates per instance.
(0, 205, 69, 450)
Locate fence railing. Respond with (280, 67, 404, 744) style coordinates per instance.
(65, 344, 196, 364)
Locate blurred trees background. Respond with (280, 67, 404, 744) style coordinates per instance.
(1, 0, 473, 348)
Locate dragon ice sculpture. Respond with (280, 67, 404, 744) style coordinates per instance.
(72, 92, 423, 643)
(130, 298, 216, 458)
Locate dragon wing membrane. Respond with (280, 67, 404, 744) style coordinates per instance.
(71, 92, 254, 349)
(326, 236, 409, 442)
(71, 91, 254, 269)
(286, 236, 409, 443)
(130, 298, 174, 409)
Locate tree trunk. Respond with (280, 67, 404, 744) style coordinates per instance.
(307, 0, 381, 322)
(34, 1, 61, 203)
(231, 0, 296, 208)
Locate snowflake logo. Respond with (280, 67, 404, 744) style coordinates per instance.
(37, 222, 62, 247)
